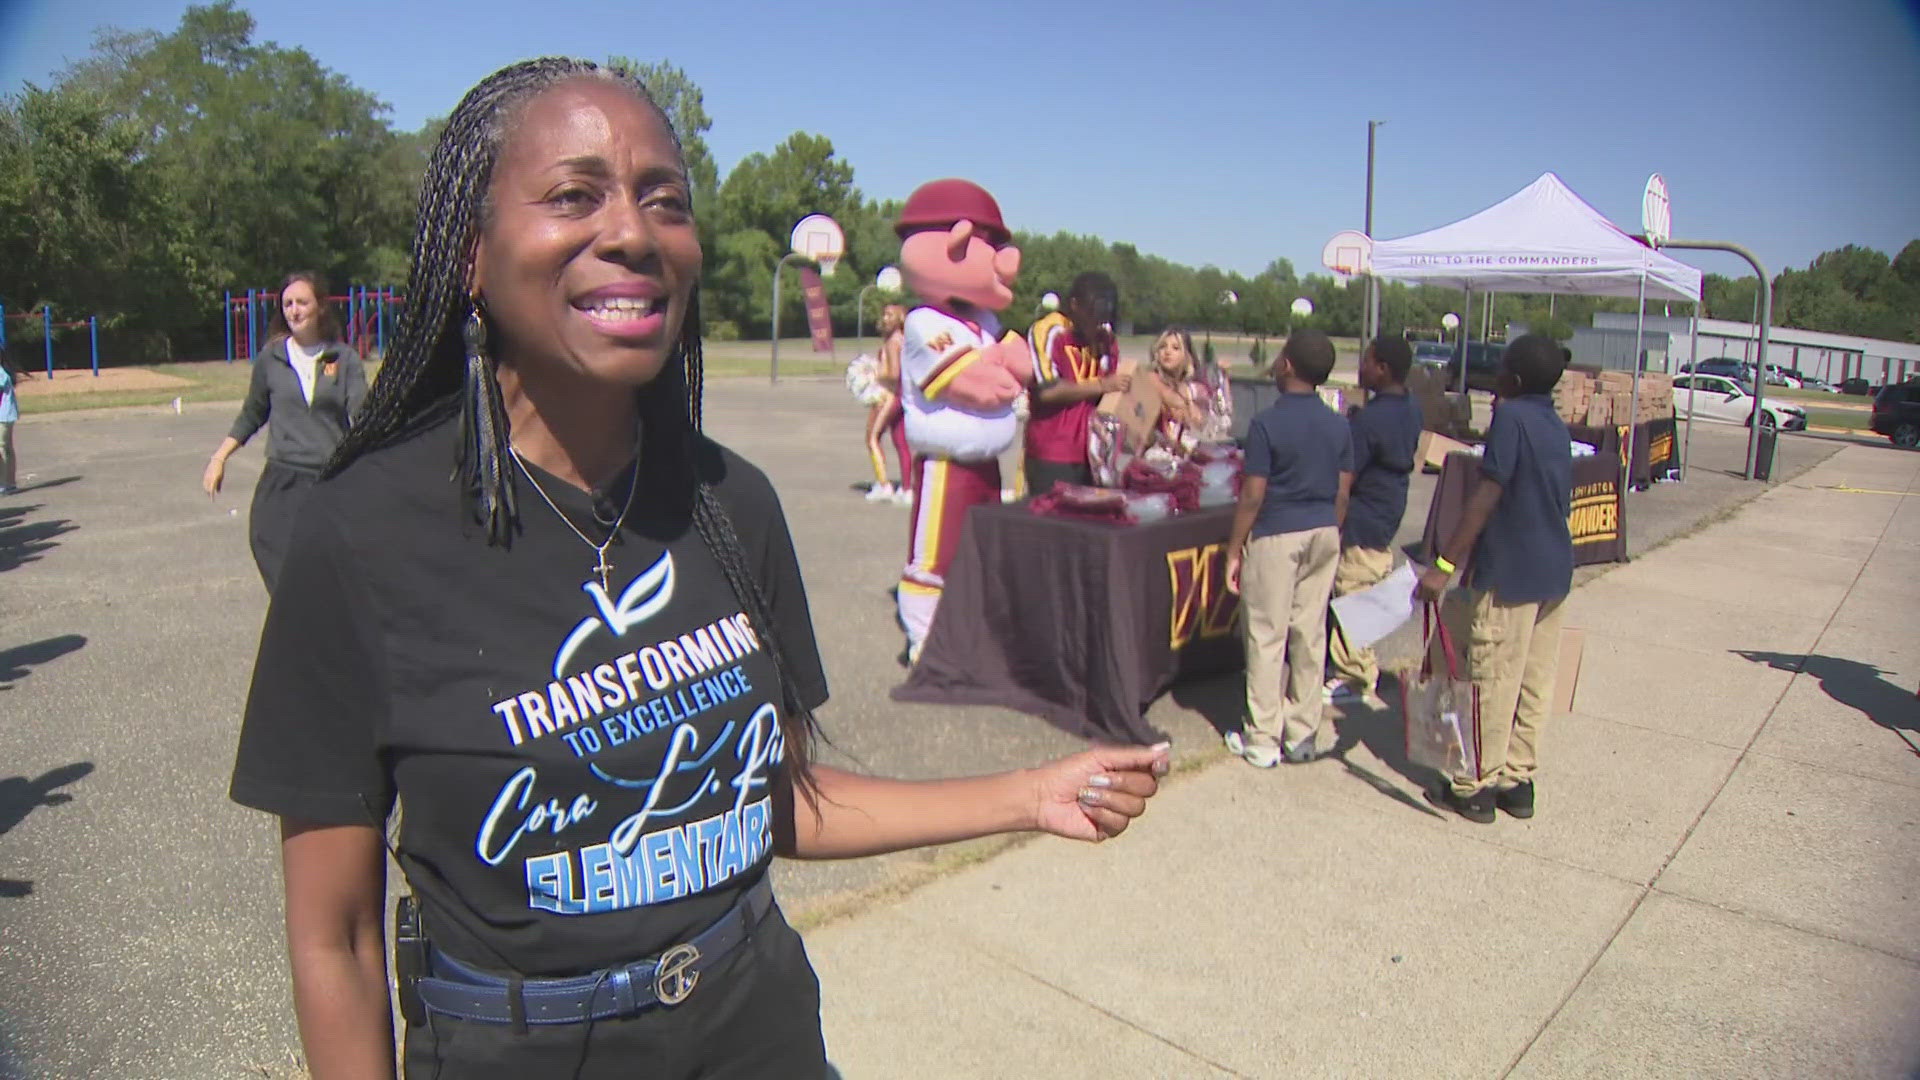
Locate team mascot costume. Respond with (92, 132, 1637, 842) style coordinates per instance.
(894, 179, 1033, 663)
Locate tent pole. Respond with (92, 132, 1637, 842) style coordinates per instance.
(1457, 286, 1471, 396)
(1626, 273, 1646, 485)
(1682, 305, 1699, 481)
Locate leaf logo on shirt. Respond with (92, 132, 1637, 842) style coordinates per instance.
(552, 552, 677, 678)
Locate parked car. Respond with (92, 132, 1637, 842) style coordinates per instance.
(1840, 377, 1875, 396)
(1411, 341, 1453, 370)
(1760, 364, 1806, 389)
(1796, 375, 1839, 394)
(1869, 381, 1920, 448)
(1442, 340, 1506, 393)
(1682, 358, 1755, 382)
(1672, 374, 1808, 430)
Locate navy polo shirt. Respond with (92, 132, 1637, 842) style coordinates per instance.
(1243, 391, 1354, 540)
(1344, 391, 1424, 550)
(1470, 394, 1573, 603)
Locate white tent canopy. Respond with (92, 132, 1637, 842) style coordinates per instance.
(1369, 173, 1702, 303)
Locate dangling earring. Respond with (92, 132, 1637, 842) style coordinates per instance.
(459, 300, 516, 545)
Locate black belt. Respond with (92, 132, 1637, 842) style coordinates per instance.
(414, 879, 775, 1025)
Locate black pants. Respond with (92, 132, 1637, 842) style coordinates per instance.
(249, 460, 319, 592)
(401, 905, 828, 1079)
(1024, 456, 1092, 496)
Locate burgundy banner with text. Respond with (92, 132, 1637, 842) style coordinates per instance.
(798, 267, 833, 353)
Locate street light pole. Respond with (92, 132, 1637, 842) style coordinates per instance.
(770, 252, 811, 385)
(1364, 120, 1383, 343)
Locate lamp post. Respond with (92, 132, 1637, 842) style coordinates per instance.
(770, 252, 812, 385)
(1289, 297, 1314, 338)
(856, 265, 903, 349)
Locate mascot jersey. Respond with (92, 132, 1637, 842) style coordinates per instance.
(900, 306, 1015, 462)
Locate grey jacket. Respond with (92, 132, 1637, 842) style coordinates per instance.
(228, 337, 367, 470)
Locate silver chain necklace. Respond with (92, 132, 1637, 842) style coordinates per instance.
(510, 448, 639, 591)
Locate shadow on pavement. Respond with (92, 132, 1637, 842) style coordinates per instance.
(1168, 670, 1241, 739)
(0, 504, 77, 573)
(1329, 674, 1446, 819)
(0, 634, 87, 688)
(10, 475, 82, 495)
(1736, 650, 1920, 756)
(0, 762, 95, 898)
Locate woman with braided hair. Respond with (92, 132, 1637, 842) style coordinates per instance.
(227, 58, 1169, 1079)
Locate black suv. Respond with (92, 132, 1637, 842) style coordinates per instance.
(1442, 341, 1506, 393)
(1869, 381, 1920, 448)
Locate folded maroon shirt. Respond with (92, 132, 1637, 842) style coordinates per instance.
(1120, 460, 1203, 513)
(1029, 482, 1133, 523)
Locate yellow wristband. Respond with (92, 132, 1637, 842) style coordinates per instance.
(1433, 555, 1456, 575)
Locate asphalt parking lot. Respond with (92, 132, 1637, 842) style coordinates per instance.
(0, 378, 1852, 1077)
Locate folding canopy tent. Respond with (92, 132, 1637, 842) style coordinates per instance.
(1364, 171, 1704, 474)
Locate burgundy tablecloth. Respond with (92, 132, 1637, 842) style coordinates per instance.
(891, 504, 1241, 745)
(1420, 438, 1628, 572)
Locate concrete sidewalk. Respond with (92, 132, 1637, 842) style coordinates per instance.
(806, 443, 1920, 1079)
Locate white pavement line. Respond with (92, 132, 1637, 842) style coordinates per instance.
(1498, 446, 1917, 1079)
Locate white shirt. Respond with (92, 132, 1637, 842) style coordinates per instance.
(286, 338, 324, 406)
(900, 306, 1018, 462)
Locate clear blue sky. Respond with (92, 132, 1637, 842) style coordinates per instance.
(5, 0, 1919, 286)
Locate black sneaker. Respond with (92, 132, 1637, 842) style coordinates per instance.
(1426, 786, 1496, 824)
(1496, 782, 1535, 819)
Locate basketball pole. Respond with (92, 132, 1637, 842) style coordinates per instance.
(770, 252, 809, 385)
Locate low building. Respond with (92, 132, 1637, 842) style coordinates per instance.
(1590, 313, 1919, 386)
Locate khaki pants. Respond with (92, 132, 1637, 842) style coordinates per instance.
(1241, 526, 1340, 754)
(0, 421, 14, 489)
(1327, 545, 1394, 692)
(1441, 588, 1566, 796)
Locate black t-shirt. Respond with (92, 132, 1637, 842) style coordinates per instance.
(1344, 390, 1424, 550)
(229, 410, 827, 977)
(1243, 391, 1355, 539)
(1470, 394, 1573, 603)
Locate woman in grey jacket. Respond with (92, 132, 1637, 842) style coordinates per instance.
(203, 271, 367, 590)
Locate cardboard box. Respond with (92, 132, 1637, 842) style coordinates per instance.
(1585, 398, 1611, 426)
(1416, 429, 1472, 472)
(1552, 627, 1586, 714)
(1095, 360, 1163, 455)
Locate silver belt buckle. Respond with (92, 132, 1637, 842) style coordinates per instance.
(654, 943, 701, 1005)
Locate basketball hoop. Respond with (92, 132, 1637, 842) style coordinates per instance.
(1321, 230, 1374, 286)
(791, 214, 846, 277)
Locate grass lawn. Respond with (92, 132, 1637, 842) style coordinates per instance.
(1769, 385, 1869, 407)
(21, 331, 1366, 416)
(1801, 407, 1870, 430)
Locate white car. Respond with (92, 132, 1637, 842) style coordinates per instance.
(1673, 374, 1808, 430)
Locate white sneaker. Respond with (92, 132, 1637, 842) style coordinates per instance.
(906, 639, 924, 667)
(1224, 730, 1279, 768)
(866, 483, 896, 502)
(1324, 677, 1359, 704)
(892, 488, 914, 507)
(1000, 488, 1019, 504)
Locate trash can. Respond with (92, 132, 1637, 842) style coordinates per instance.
(1752, 424, 1779, 481)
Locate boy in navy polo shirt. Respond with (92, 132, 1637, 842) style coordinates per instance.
(1327, 336, 1423, 704)
(1416, 334, 1573, 823)
(1225, 330, 1353, 768)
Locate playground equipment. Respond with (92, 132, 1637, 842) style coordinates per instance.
(223, 285, 405, 362)
(0, 302, 102, 376)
